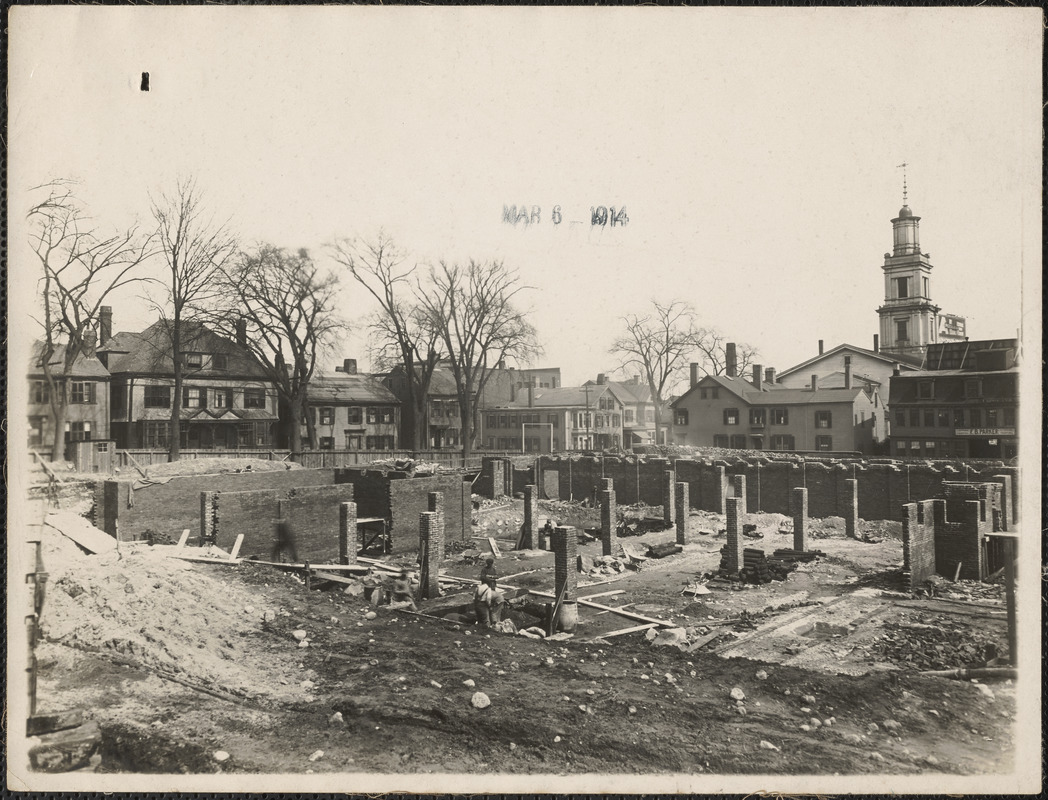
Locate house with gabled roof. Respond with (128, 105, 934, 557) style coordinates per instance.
(27, 340, 112, 455)
(303, 358, 401, 451)
(670, 362, 885, 454)
(98, 313, 280, 451)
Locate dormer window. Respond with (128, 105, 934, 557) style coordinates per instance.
(184, 352, 203, 369)
(917, 381, 933, 400)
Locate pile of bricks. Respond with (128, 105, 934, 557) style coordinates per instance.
(742, 548, 772, 583)
(771, 548, 824, 563)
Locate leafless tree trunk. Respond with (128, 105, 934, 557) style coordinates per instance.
(610, 300, 707, 446)
(420, 259, 540, 461)
(329, 232, 441, 451)
(208, 244, 346, 456)
(28, 180, 154, 460)
(150, 178, 237, 461)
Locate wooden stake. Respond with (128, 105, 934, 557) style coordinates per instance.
(229, 534, 244, 561)
(176, 529, 190, 549)
(954, 561, 963, 582)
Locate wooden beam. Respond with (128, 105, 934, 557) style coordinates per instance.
(175, 529, 190, 549)
(120, 450, 149, 479)
(229, 534, 245, 561)
(579, 589, 626, 600)
(529, 590, 674, 627)
(593, 622, 658, 639)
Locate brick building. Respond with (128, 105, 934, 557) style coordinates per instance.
(670, 361, 885, 454)
(479, 383, 625, 452)
(303, 358, 401, 451)
(27, 341, 112, 456)
(887, 339, 1019, 459)
(99, 314, 280, 450)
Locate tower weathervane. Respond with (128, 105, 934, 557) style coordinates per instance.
(897, 161, 908, 204)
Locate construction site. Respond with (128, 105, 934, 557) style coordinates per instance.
(19, 449, 1024, 779)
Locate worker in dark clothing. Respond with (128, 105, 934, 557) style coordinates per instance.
(540, 519, 555, 550)
(272, 519, 299, 563)
(473, 575, 506, 627)
(391, 569, 417, 610)
(479, 556, 498, 583)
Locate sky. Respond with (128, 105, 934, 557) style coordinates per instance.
(8, 7, 1042, 388)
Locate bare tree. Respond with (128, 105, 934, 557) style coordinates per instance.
(329, 232, 442, 450)
(693, 330, 759, 377)
(610, 300, 707, 445)
(420, 259, 540, 460)
(28, 180, 154, 460)
(208, 244, 346, 454)
(149, 178, 237, 461)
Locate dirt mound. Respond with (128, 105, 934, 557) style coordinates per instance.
(37, 514, 310, 703)
(138, 458, 302, 479)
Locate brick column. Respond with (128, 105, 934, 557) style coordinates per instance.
(663, 470, 676, 526)
(601, 486, 616, 557)
(490, 460, 505, 500)
(553, 526, 578, 602)
(792, 487, 808, 552)
(732, 474, 747, 516)
(844, 478, 859, 539)
(713, 465, 726, 514)
(522, 485, 538, 550)
(724, 497, 743, 573)
(339, 501, 357, 565)
(675, 481, 689, 545)
(419, 511, 444, 600)
(200, 491, 217, 547)
(992, 474, 1013, 530)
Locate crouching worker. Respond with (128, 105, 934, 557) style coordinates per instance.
(473, 576, 505, 627)
(391, 569, 418, 611)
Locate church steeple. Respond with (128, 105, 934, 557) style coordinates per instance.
(877, 170, 940, 359)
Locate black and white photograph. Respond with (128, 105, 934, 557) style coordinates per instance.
(5, 5, 1042, 794)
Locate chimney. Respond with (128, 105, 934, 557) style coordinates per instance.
(99, 306, 112, 345)
(818, 339, 824, 355)
(873, 334, 879, 353)
(690, 362, 699, 387)
(235, 318, 247, 346)
(597, 373, 606, 385)
(82, 326, 98, 357)
(892, 363, 901, 377)
(752, 364, 762, 391)
(343, 358, 357, 375)
(844, 355, 852, 389)
(765, 367, 775, 384)
(511, 383, 517, 402)
(528, 385, 534, 407)
(497, 359, 506, 370)
(811, 374, 818, 391)
(725, 343, 737, 378)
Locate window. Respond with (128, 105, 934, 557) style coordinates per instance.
(964, 380, 982, 399)
(65, 420, 92, 443)
(486, 414, 497, 428)
(28, 417, 45, 446)
(917, 381, 933, 399)
(730, 434, 747, 449)
(909, 409, 920, 427)
(953, 409, 965, 427)
(895, 410, 905, 428)
(184, 352, 204, 369)
(319, 407, 335, 425)
(548, 414, 559, 428)
(143, 421, 170, 448)
(896, 320, 909, 342)
(509, 414, 519, 427)
(969, 408, 982, 428)
(598, 397, 607, 411)
(713, 434, 729, 448)
(895, 277, 909, 299)
(244, 389, 266, 409)
(700, 389, 707, 400)
(674, 409, 689, 426)
(368, 406, 395, 424)
(937, 409, 950, 427)
(924, 441, 937, 457)
(319, 436, 334, 450)
(1003, 408, 1015, 427)
(237, 424, 253, 447)
(894, 441, 908, 455)
(366, 435, 395, 450)
(723, 408, 739, 425)
(212, 353, 228, 370)
(145, 385, 171, 408)
(30, 381, 50, 404)
(612, 414, 620, 427)
(182, 387, 205, 409)
(345, 433, 363, 450)
(213, 388, 233, 408)
(815, 410, 832, 429)
(69, 382, 96, 404)
(815, 435, 833, 452)
(711, 388, 719, 400)
(343, 406, 361, 425)
(909, 440, 921, 452)
(624, 408, 635, 423)
(986, 409, 998, 427)
(431, 400, 443, 417)
(645, 408, 654, 422)
(750, 437, 763, 450)
(922, 277, 929, 297)
(749, 408, 765, 425)
(923, 409, 935, 427)
(448, 401, 459, 418)
(771, 408, 788, 425)
(770, 434, 795, 451)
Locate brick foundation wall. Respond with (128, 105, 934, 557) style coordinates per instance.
(522, 485, 538, 549)
(601, 487, 616, 556)
(553, 526, 578, 602)
(419, 511, 444, 599)
(675, 482, 689, 545)
(724, 497, 743, 573)
(387, 475, 471, 554)
(792, 487, 808, 551)
(339, 501, 357, 564)
(901, 500, 937, 590)
(934, 500, 986, 581)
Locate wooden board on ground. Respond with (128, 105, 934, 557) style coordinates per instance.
(594, 622, 659, 639)
(579, 589, 626, 600)
(311, 569, 370, 584)
(488, 537, 502, 557)
(172, 554, 244, 565)
(229, 534, 245, 561)
(175, 529, 190, 549)
(245, 560, 370, 571)
(45, 515, 116, 554)
(529, 590, 674, 627)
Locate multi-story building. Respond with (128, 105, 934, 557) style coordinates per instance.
(670, 363, 885, 454)
(303, 359, 400, 451)
(887, 339, 1019, 460)
(584, 374, 658, 448)
(479, 384, 625, 452)
(27, 341, 111, 456)
(99, 314, 280, 450)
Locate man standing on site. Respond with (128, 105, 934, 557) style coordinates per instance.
(473, 575, 506, 627)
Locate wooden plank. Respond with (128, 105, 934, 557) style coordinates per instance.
(173, 555, 244, 565)
(579, 589, 626, 600)
(529, 590, 674, 627)
(229, 534, 245, 561)
(312, 569, 369, 584)
(594, 622, 658, 639)
(488, 537, 502, 557)
(595, 603, 635, 616)
(247, 560, 373, 571)
(120, 450, 149, 479)
(32, 451, 65, 483)
(498, 569, 540, 582)
(175, 529, 190, 549)
(685, 629, 726, 652)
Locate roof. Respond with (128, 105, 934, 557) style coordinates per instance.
(137, 407, 279, 422)
(493, 384, 617, 409)
(308, 373, 399, 405)
(29, 342, 110, 379)
(101, 320, 270, 379)
(890, 368, 1020, 379)
(673, 373, 867, 408)
(604, 380, 651, 404)
(777, 343, 924, 378)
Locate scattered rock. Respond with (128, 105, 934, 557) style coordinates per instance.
(463, 679, 476, 688)
(645, 628, 658, 642)
(213, 750, 230, 762)
(263, 610, 276, 623)
(842, 733, 863, 744)
(974, 684, 995, 701)
(329, 712, 344, 726)
(652, 628, 687, 648)
(800, 724, 811, 732)
(628, 706, 637, 714)
(243, 605, 255, 614)
(759, 740, 780, 751)
(730, 687, 745, 701)
(430, 680, 442, 689)
(298, 640, 309, 648)
(471, 692, 491, 709)
(292, 630, 308, 641)
(308, 750, 324, 762)
(554, 735, 561, 743)
(756, 670, 768, 680)
(869, 751, 885, 762)
(509, 742, 517, 751)
(823, 718, 833, 727)
(301, 680, 316, 690)
(342, 582, 365, 597)
(802, 694, 816, 704)
(924, 754, 940, 766)
(866, 722, 880, 734)
(736, 706, 747, 716)
(810, 718, 822, 728)
(883, 719, 902, 733)
(364, 611, 378, 620)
